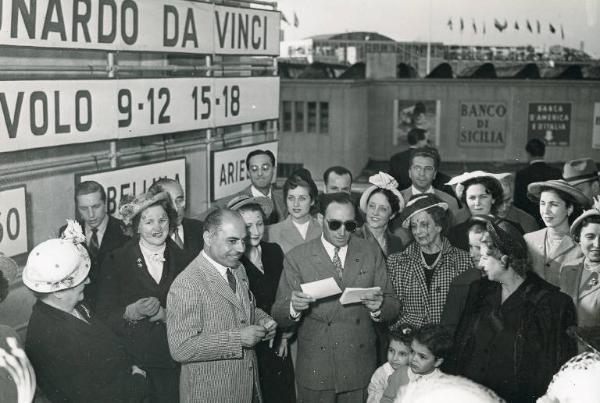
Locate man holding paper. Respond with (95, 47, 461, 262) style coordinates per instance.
(272, 192, 400, 403)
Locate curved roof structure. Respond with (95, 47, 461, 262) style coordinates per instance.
(308, 32, 396, 42)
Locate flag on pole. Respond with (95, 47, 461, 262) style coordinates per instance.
(536, 20, 541, 33)
(472, 19, 477, 34)
(549, 23, 556, 34)
(460, 17, 464, 32)
(447, 18, 453, 31)
(494, 18, 508, 32)
(561, 24, 565, 39)
(293, 12, 299, 28)
(526, 19, 532, 32)
(280, 12, 290, 25)
(514, 21, 520, 30)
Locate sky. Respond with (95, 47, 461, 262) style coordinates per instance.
(277, 0, 600, 58)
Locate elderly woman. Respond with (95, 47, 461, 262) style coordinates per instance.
(559, 198, 600, 328)
(357, 172, 408, 256)
(387, 194, 473, 328)
(448, 171, 524, 251)
(24, 221, 148, 402)
(96, 192, 188, 402)
(453, 219, 577, 403)
(525, 179, 591, 287)
(227, 195, 296, 403)
(266, 168, 322, 254)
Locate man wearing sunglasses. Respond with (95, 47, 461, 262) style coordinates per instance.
(273, 192, 400, 403)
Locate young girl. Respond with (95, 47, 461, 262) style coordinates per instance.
(367, 325, 414, 403)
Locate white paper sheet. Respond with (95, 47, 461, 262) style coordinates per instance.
(300, 277, 342, 299)
(339, 287, 381, 305)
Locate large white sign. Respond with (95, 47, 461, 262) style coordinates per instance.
(211, 141, 277, 201)
(78, 159, 186, 215)
(0, 76, 280, 153)
(593, 103, 600, 149)
(0, 0, 280, 55)
(0, 186, 28, 257)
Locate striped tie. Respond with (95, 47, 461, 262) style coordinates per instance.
(332, 247, 343, 279)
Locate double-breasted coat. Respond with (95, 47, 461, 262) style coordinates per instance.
(167, 252, 272, 403)
(271, 236, 401, 393)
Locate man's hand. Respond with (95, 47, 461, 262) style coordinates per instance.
(259, 318, 277, 341)
(361, 289, 383, 312)
(148, 306, 166, 322)
(240, 325, 268, 348)
(291, 291, 315, 312)
(136, 297, 161, 317)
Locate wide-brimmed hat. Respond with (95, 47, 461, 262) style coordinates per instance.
(227, 195, 274, 217)
(563, 158, 599, 186)
(570, 197, 600, 238)
(540, 350, 600, 403)
(483, 219, 528, 260)
(446, 171, 509, 199)
(527, 179, 592, 207)
(398, 193, 448, 229)
(22, 220, 90, 293)
(119, 191, 170, 225)
(359, 172, 405, 214)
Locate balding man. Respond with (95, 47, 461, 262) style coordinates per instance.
(167, 209, 276, 403)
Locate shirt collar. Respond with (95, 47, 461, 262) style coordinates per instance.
(320, 235, 349, 256)
(201, 250, 229, 279)
(86, 214, 109, 234)
(530, 159, 545, 165)
(411, 185, 434, 195)
(250, 185, 272, 199)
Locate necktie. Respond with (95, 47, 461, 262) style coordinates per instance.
(89, 228, 99, 258)
(172, 230, 184, 249)
(332, 247, 343, 279)
(226, 268, 237, 293)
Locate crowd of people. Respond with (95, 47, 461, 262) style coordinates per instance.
(1, 135, 600, 403)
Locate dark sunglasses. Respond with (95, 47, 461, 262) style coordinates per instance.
(326, 219, 357, 232)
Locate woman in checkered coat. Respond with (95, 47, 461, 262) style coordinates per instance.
(386, 194, 474, 328)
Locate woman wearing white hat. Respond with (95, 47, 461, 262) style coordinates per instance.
(559, 197, 600, 328)
(95, 191, 189, 403)
(356, 172, 408, 257)
(23, 221, 148, 402)
(525, 180, 592, 287)
(447, 171, 524, 252)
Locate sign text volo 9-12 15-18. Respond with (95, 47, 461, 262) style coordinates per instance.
(0, 0, 280, 55)
(0, 76, 279, 153)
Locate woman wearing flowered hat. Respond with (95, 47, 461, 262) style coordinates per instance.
(387, 193, 474, 329)
(227, 195, 296, 403)
(525, 179, 592, 287)
(24, 221, 148, 402)
(453, 218, 576, 403)
(559, 197, 600, 329)
(95, 191, 189, 402)
(447, 171, 524, 251)
(356, 172, 408, 257)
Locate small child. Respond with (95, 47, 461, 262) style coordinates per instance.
(407, 324, 452, 381)
(367, 325, 414, 403)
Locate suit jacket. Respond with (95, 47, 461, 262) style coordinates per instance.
(266, 215, 322, 254)
(271, 236, 401, 392)
(96, 238, 187, 368)
(387, 238, 474, 328)
(514, 162, 562, 226)
(398, 187, 469, 228)
(236, 185, 287, 225)
(25, 301, 147, 403)
(524, 229, 583, 288)
(167, 252, 272, 403)
(59, 216, 130, 307)
(559, 258, 600, 328)
(180, 217, 204, 266)
(389, 149, 413, 190)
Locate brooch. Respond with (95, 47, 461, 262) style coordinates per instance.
(136, 258, 143, 270)
(589, 275, 599, 288)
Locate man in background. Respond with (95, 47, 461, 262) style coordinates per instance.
(563, 158, 599, 202)
(389, 128, 428, 190)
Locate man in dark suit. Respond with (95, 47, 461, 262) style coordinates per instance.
(389, 128, 428, 190)
(59, 181, 129, 306)
(513, 139, 562, 226)
(272, 193, 400, 402)
(149, 178, 203, 266)
(235, 149, 287, 225)
(318, 165, 364, 226)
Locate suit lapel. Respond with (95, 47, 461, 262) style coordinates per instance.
(411, 246, 431, 315)
(130, 243, 164, 291)
(579, 269, 600, 299)
(198, 254, 245, 313)
(549, 235, 577, 260)
(282, 217, 304, 245)
(342, 239, 362, 287)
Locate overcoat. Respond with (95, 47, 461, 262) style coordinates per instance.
(179, 217, 204, 265)
(559, 257, 600, 327)
(167, 252, 272, 403)
(271, 236, 401, 393)
(524, 228, 582, 287)
(266, 215, 322, 254)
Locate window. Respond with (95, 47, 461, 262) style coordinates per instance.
(319, 102, 329, 133)
(307, 102, 317, 133)
(282, 101, 292, 132)
(295, 101, 304, 132)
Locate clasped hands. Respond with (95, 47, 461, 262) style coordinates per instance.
(124, 297, 165, 322)
(240, 318, 277, 348)
(291, 289, 383, 312)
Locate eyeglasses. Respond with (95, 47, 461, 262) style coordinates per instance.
(326, 219, 357, 232)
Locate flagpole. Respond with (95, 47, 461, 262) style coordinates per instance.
(426, 0, 432, 75)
